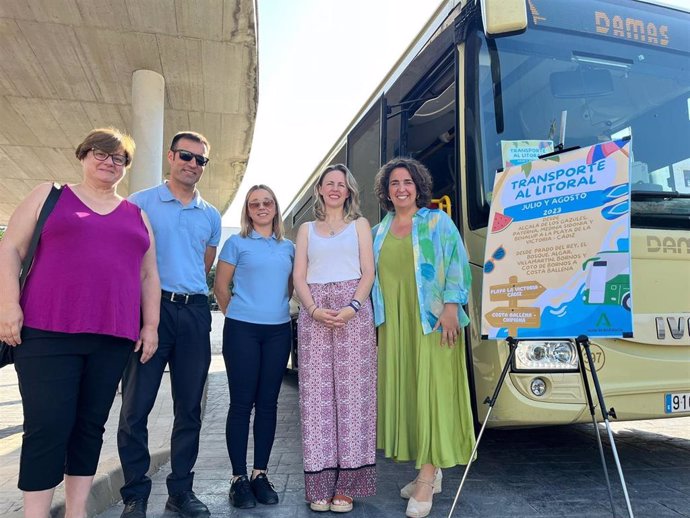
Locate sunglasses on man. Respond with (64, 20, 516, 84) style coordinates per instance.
(171, 148, 210, 167)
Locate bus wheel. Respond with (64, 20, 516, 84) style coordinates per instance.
(622, 292, 631, 311)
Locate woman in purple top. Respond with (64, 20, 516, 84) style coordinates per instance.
(0, 128, 160, 518)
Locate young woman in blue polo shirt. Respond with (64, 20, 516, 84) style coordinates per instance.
(213, 184, 294, 509)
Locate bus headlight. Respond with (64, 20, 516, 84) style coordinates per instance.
(514, 340, 578, 371)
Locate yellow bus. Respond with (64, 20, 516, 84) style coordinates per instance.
(283, 0, 690, 427)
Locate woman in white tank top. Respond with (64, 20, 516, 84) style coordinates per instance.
(293, 164, 377, 513)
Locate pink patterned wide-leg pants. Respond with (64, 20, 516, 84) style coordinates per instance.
(297, 279, 377, 501)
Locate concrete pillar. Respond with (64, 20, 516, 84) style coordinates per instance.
(129, 69, 165, 194)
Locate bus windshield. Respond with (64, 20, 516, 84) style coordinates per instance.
(474, 1, 690, 230)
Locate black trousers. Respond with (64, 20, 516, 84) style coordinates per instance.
(14, 328, 132, 491)
(117, 299, 211, 501)
(223, 318, 291, 476)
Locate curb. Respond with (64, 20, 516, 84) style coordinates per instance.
(3, 317, 223, 518)
(43, 375, 210, 518)
(46, 450, 171, 518)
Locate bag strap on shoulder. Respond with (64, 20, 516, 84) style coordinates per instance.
(19, 183, 64, 289)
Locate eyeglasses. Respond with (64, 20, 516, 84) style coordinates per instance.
(248, 199, 275, 210)
(92, 148, 127, 166)
(483, 246, 506, 273)
(172, 149, 210, 167)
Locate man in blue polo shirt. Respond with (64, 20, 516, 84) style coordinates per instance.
(118, 131, 221, 518)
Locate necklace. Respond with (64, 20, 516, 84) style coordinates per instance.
(325, 220, 345, 236)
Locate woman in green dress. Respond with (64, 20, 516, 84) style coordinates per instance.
(372, 157, 475, 518)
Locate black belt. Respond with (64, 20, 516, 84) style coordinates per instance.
(162, 290, 208, 305)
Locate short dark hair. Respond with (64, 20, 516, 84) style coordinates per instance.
(75, 127, 135, 166)
(170, 131, 210, 153)
(374, 157, 433, 212)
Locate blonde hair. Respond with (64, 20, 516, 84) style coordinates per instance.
(240, 184, 284, 240)
(312, 164, 362, 222)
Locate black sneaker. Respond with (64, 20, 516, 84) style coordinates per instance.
(121, 499, 147, 518)
(229, 475, 256, 509)
(165, 491, 210, 518)
(250, 473, 279, 505)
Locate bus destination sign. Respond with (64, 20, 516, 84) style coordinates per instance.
(528, 0, 688, 53)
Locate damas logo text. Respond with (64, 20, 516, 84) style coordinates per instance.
(647, 236, 690, 254)
(595, 10, 669, 47)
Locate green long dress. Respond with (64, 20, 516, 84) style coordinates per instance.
(376, 232, 476, 468)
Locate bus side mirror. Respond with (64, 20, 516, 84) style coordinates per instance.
(480, 0, 528, 38)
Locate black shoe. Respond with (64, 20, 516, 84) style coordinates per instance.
(229, 475, 256, 509)
(165, 491, 210, 518)
(250, 473, 279, 505)
(121, 499, 147, 518)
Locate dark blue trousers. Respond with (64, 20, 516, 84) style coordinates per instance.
(117, 299, 211, 502)
(223, 318, 291, 476)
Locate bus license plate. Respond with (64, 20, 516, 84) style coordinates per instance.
(665, 393, 690, 414)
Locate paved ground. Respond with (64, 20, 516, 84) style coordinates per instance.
(2, 313, 690, 517)
(92, 367, 690, 518)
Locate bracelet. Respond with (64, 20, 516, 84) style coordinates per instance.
(306, 303, 316, 312)
(310, 306, 318, 318)
(349, 299, 362, 312)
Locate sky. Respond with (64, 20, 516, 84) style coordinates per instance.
(222, 0, 690, 227)
(222, 0, 442, 226)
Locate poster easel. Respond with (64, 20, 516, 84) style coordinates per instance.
(447, 335, 634, 518)
(449, 139, 636, 517)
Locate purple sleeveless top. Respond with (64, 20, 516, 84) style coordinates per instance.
(20, 186, 150, 342)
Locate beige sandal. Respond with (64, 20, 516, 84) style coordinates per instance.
(400, 468, 442, 499)
(309, 498, 331, 512)
(330, 494, 353, 513)
(406, 477, 435, 518)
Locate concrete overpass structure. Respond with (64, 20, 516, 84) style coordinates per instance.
(0, 0, 258, 224)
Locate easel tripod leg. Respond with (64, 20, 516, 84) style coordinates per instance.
(577, 335, 635, 518)
(447, 337, 518, 518)
(576, 340, 617, 516)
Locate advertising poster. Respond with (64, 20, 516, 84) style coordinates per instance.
(501, 140, 554, 167)
(481, 139, 633, 339)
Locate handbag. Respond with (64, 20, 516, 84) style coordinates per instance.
(0, 184, 63, 368)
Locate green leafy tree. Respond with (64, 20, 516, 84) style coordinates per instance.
(206, 264, 218, 311)
(206, 264, 216, 291)
(206, 264, 217, 309)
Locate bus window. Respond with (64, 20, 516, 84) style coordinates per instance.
(467, 15, 690, 231)
(347, 98, 383, 223)
(287, 193, 313, 240)
(400, 53, 458, 223)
